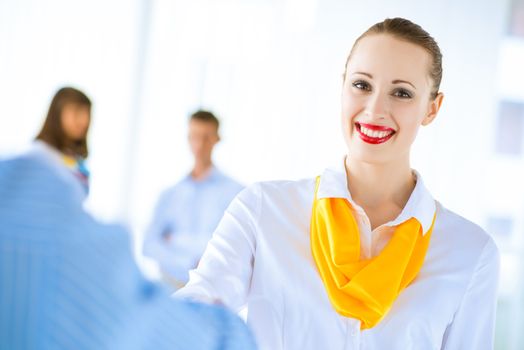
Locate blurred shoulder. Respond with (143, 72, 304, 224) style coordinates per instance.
(434, 202, 499, 263)
(167, 300, 257, 349)
(236, 177, 316, 211)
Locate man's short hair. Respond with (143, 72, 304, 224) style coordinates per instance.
(190, 110, 220, 132)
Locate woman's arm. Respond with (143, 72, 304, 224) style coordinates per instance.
(441, 238, 500, 350)
(175, 183, 261, 313)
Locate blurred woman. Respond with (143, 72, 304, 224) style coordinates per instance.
(35, 86, 91, 194)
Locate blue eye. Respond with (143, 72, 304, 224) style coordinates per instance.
(352, 80, 371, 91)
(393, 89, 412, 99)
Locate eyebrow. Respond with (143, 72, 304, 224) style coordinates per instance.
(392, 79, 416, 90)
(352, 72, 417, 89)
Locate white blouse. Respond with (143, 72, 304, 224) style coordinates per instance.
(176, 160, 500, 350)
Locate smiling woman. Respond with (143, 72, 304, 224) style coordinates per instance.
(342, 22, 443, 168)
(175, 18, 499, 350)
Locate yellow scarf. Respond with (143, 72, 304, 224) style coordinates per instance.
(310, 176, 435, 329)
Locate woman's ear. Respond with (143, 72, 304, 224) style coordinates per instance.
(422, 92, 444, 126)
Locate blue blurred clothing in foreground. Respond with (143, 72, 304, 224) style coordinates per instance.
(0, 152, 256, 350)
(143, 167, 243, 285)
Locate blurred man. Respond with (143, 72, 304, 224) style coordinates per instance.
(0, 148, 256, 350)
(143, 110, 243, 288)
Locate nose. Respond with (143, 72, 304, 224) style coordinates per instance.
(364, 92, 389, 119)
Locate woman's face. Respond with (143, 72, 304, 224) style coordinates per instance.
(341, 34, 443, 165)
(61, 103, 91, 142)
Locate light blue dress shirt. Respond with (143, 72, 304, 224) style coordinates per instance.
(143, 167, 243, 284)
(0, 151, 256, 350)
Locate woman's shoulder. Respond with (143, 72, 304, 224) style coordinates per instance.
(243, 177, 316, 199)
(433, 202, 499, 262)
(232, 177, 317, 215)
(255, 177, 315, 191)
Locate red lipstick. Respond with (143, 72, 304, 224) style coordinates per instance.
(356, 122, 395, 145)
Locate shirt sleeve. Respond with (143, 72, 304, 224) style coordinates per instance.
(175, 183, 261, 313)
(142, 191, 177, 265)
(441, 238, 500, 350)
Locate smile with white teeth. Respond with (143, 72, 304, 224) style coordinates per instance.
(359, 125, 394, 139)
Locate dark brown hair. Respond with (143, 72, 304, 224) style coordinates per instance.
(35, 87, 91, 158)
(344, 17, 443, 99)
(189, 110, 220, 132)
